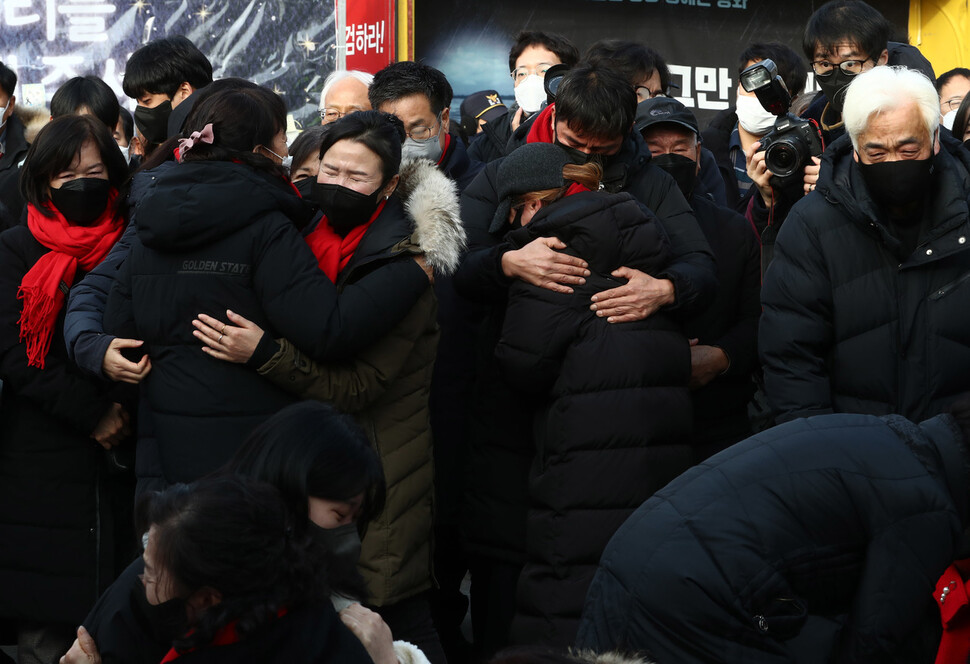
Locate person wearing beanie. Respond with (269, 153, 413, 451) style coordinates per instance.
(491, 142, 694, 648)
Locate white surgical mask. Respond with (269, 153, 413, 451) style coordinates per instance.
(402, 136, 443, 163)
(514, 74, 547, 115)
(262, 145, 292, 171)
(735, 95, 777, 136)
(0, 102, 8, 132)
(118, 143, 131, 164)
(943, 109, 958, 131)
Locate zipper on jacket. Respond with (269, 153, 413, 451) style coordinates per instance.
(929, 269, 970, 301)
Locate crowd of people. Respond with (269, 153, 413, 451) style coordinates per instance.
(1, 0, 970, 662)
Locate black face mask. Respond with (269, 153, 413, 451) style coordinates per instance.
(133, 581, 189, 644)
(857, 156, 934, 209)
(49, 178, 111, 225)
(553, 129, 607, 168)
(293, 177, 316, 200)
(652, 153, 698, 199)
(816, 69, 855, 115)
(134, 100, 173, 146)
(312, 182, 384, 236)
(310, 522, 362, 586)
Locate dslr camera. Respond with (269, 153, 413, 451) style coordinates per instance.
(740, 58, 824, 188)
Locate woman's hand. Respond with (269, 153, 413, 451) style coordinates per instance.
(59, 626, 101, 664)
(90, 403, 130, 450)
(339, 604, 397, 664)
(192, 310, 264, 364)
(102, 338, 152, 384)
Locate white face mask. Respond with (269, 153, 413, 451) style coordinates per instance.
(402, 136, 443, 163)
(0, 102, 8, 132)
(118, 143, 131, 164)
(735, 94, 777, 136)
(943, 109, 958, 131)
(514, 74, 547, 114)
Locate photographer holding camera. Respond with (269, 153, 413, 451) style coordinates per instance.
(760, 65, 970, 427)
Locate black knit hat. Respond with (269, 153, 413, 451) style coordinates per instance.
(490, 143, 574, 233)
(634, 96, 699, 136)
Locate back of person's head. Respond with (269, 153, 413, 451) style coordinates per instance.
(369, 61, 453, 116)
(508, 31, 580, 73)
(584, 40, 671, 95)
(802, 0, 892, 61)
(936, 67, 970, 95)
(50, 75, 120, 130)
(555, 62, 637, 140)
(19, 114, 129, 217)
(136, 475, 327, 652)
(123, 35, 213, 100)
(319, 70, 373, 108)
(954, 93, 970, 141)
(318, 110, 406, 182)
(228, 401, 386, 528)
(173, 85, 286, 174)
(738, 42, 809, 100)
(843, 66, 939, 151)
(0, 61, 16, 99)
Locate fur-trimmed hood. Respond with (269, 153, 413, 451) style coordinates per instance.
(396, 157, 465, 275)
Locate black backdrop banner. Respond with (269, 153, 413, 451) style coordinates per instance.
(413, 0, 911, 127)
(1, 0, 337, 131)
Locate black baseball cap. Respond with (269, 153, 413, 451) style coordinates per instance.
(634, 97, 699, 137)
(460, 90, 508, 130)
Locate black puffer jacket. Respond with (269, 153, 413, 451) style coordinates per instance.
(103, 161, 428, 488)
(577, 412, 970, 664)
(0, 113, 30, 231)
(496, 192, 692, 648)
(760, 133, 970, 424)
(0, 224, 134, 625)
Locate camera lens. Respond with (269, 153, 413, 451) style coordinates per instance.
(765, 138, 806, 178)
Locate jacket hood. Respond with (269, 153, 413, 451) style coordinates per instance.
(816, 131, 970, 252)
(135, 161, 312, 251)
(395, 157, 465, 274)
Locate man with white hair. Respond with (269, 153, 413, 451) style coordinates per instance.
(318, 70, 372, 124)
(760, 65, 970, 424)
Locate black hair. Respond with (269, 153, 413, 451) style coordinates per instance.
(122, 35, 213, 100)
(118, 106, 134, 143)
(508, 31, 580, 73)
(369, 61, 453, 116)
(802, 0, 892, 62)
(19, 114, 129, 219)
(227, 401, 386, 530)
(288, 125, 331, 179)
(136, 476, 328, 653)
(50, 76, 120, 130)
(584, 40, 671, 95)
(0, 61, 16, 99)
(937, 67, 970, 94)
(135, 78, 263, 174)
(554, 62, 637, 141)
(954, 94, 970, 144)
(738, 42, 809, 99)
(318, 110, 405, 183)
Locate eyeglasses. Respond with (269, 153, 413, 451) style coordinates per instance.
(811, 58, 873, 77)
(511, 63, 555, 82)
(636, 86, 668, 102)
(319, 107, 364, 123)
(943, 95, 966, 112)
(405, 111, 442, 142)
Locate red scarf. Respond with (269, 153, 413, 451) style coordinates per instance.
(20, 191, 124, 368)
(526, 104, 557, 144)
(935, 559, 970, 664)
(303, 199, 387, 281)
(160, 608, 289, 662)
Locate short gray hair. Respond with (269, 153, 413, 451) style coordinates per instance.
(319, 70, 374, 110)
(843, 66, 940, 151)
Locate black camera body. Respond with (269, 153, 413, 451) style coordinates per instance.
(758, 113, 825, 188)
(740, 59, 824, 188)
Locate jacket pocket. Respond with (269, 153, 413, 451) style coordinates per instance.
(929, 269, 970, 301)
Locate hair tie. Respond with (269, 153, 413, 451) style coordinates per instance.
(177, 123, 215, 162)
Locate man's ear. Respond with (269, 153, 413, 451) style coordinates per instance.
(876, 49, 889, 66)
(173, 82, 195, 107)
(695, 143, 702, 175)
(440, 106, 450, 129)
(550, 106, 557, 135)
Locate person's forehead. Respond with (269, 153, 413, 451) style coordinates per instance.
(515, 44, 561, 69)
(380, 93, 434, 123)
(814, 40, 865, 60)
(860, 103, 928, 141)
(643, 124, 696, 144)
(558, 120, 620, 145)
(941, 75, 970, 97)
(326, 77, 369, 104)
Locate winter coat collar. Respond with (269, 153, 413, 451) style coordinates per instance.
(0, 113, 29, 170)
(338, 157, 465, 283)
(135, 161, 313, 252)
(438, 132, 483, 192)
(816, 132, 970, 267)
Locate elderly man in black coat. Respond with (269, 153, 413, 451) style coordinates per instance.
(577, 400, 970, 663)
(760, 65, 970, 424)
